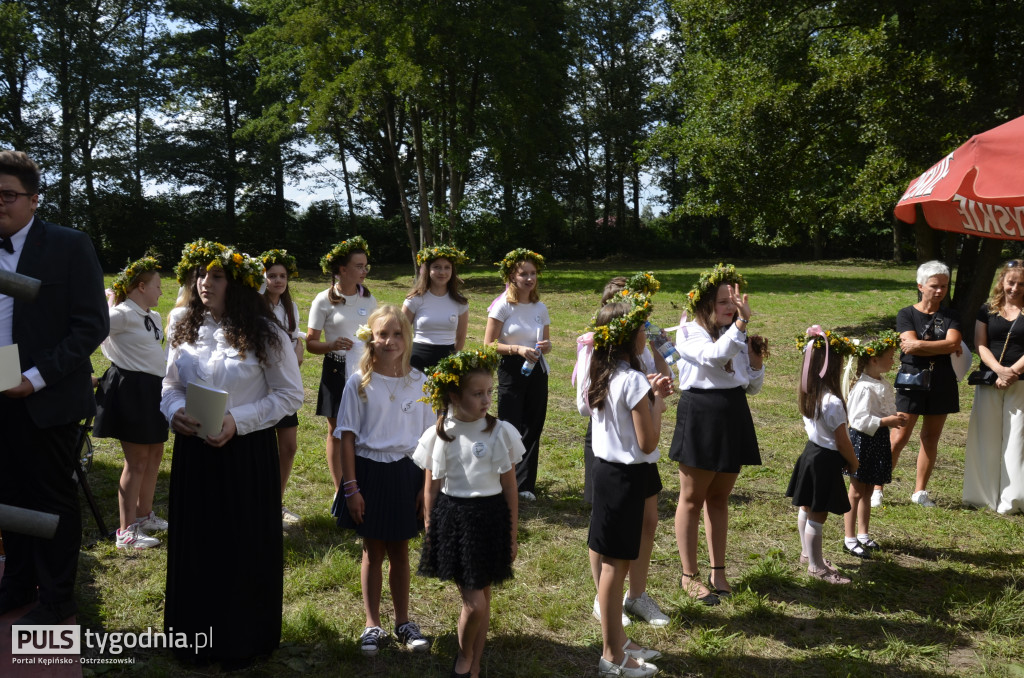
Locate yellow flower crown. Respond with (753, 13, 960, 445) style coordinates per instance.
(112, 256, 160, 298)
(420, 347, 500, 411)
(590, 294, 654, 350)
(855, 330, 900, 358)
(214, 247, 265, 290)
(416, 244, 469, 267)
(496, 248, 545, 283)
(624, 271, 660, 296)
(685, 263, 746, 315)
(320, 236, 370, 275)
(175, 239, 228, 285)
(795, 327, 858, 358)
(260, 249, 299, 278)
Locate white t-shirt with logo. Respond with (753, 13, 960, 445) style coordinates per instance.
(488, 298, 550, 347)
(413, 417, 525, 497)
(334, 369, 435, 463)
(403, 291, 468, 345)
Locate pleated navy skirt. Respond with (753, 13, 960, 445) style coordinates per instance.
(334, 455, 423, 541)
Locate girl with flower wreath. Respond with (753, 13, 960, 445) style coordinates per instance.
(574, 273, 673, 628)
(413, 347, 524, 678)
(161, 242, 303, 665)
(261, 249, 305, 525)
(669, 264, 766, 604)
(332, 305, 434, 657)
(786, 327, 859, 585)
(842, 331, 905, 559)
(402, 244, 470, 373)
(307, 236, 376, 492)
(94, 255, 168, 550)
(483, 248, 552, 501)
(586, 295, 670, 678)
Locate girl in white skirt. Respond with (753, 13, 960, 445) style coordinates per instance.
(334, 306, 435, 657)
(587, 295, 671, 678)
(414, 347, 523, 678)
(787, 326, 859, 585)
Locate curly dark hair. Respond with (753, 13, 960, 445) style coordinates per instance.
(171, 265, 282, 365)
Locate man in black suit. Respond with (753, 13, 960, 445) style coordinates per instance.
(0, 150, 109, 624)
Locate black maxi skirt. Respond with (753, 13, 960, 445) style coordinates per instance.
(164, 427, 282, 664)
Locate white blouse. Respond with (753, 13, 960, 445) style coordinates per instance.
(803, 393, 846, 450)
(102, 299, 166, 377)
(847, 373, 897, 436)
(575, 342, 655, 417)
(269, 298, 302, 342)
(334, 369, 435, 463)
(413, 417, 525, 497)
(403, 291, 468, 345)
(591, 363, 658, 464)
(160, 314, 303, 437)
(676, 322, 763, 393)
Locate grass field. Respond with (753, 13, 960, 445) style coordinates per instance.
(74, 259, 1024, 677)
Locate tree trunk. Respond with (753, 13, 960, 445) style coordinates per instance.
(383, 96, 419, 271)
(892, 217, 903, 263)
(912, 205, 937, 261)
(952, 236, 1002, 349)
(410, 104, 433, 248)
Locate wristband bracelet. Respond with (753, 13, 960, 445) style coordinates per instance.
(344, 489, 360, 498)
(342, 479, 357, 487)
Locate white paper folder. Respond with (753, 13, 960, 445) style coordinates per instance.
(0, 344, 21, 391)
(185, 382, 228, 438)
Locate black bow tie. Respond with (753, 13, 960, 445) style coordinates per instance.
(0, 236, 13, 254)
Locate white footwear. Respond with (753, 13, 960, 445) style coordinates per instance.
(870, 489, 883, 508)
(598, 655, 658, 677)
(519, 490, 536, 501)
(135, 511, 168, 533)
(281, 507, 301, 525)
(116, 524, 159, 550)
(623, 638, 662, 662)
(911, 490, 936, 507)
(593, 594, 630, 627)
(624, 592, 670, 627)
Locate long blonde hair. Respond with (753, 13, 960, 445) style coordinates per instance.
(357, 305, 413, 400)
(986, 260, 1024, 316)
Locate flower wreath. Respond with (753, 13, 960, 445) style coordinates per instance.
(416, 244, 469, 267)
(794, 326, 858, 358)
(685, 263, 746, 315)
(175, 239, 228, 285)
(215, 247, 265, 290)
(111, 256, 160, 298)
(260, 249, 299, 279)
(420, 346, 501, 411)
(590, 293, 654, 350)
(624, 271, 661, 297)
(495, 248, 545, 283)
(320, 236, 371, 276)
(855, 329, 900, 358)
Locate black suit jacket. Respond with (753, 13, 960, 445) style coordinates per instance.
(11, 219, 109, 428)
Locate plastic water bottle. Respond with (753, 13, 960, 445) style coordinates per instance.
(645, 321, 681, 366)
(521, 328, 541, 376)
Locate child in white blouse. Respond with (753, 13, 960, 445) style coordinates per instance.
(786, 327, 860, 585)
(844, 334, 905, 558)
(402, 244, 470, 372)
(334, 305, 434, 657)
(414, 347, 523, 678)
(587, 296, 670, 678)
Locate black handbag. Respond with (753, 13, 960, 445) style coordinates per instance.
(895, 363, 933, 390)
(967, 311, 1018, 387)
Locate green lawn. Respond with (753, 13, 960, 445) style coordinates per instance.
(75, 259, 1024, 677)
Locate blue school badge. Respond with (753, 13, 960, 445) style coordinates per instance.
(472, 442, 487, 458)
(401, 399, 415, 413)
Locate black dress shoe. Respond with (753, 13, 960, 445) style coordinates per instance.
(844, 542, 871, 559)
(14, 600, 77, 625)
(0, 588, 38, 615)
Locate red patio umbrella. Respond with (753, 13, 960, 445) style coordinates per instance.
(894, 115, 1024, 240)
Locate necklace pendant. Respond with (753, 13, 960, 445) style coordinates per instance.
(390, 394, 395, 401)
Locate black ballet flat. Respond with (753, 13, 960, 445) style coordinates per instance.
(681, 572, 720, 606)
(707, 565, 733, 598)
(844, 541, 872, 559)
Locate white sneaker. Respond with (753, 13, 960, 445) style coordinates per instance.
(911, 490, 936, 507)
(593, 594, 629, 627)
(623, 638, 662, 662)
(135, 511, 168, 533)
(518, 490, 536, 502)
(116, 524, 159, 550)
(870, 489, 883, 508)
(281, 507, 301, 525)
(624, 592, 670, 627)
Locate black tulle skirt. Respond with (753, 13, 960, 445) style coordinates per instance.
(786, 440, 852, 515)
(418, 492, 513, 591)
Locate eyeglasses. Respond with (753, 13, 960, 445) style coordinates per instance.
(347, 264, 371, 273)
(0, 190, 34, 204)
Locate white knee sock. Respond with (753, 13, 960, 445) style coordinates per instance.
(797, 508, 808, 558)
(804, 520, 825, 571)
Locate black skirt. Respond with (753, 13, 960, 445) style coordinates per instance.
(315, 353, 346, 417)
(848, 427, 892, 486)
(668, 387, 760, 472)
(419, 492, 513, 590)
(786, 440, 852, 515)
(274, 412, 299, 429)
(164, 427, 282, 663)
(334, 455, 423, 541)
(410, 342, 455, 374)
(93, 364, 168, 444)
(588, 459, 661, 560)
